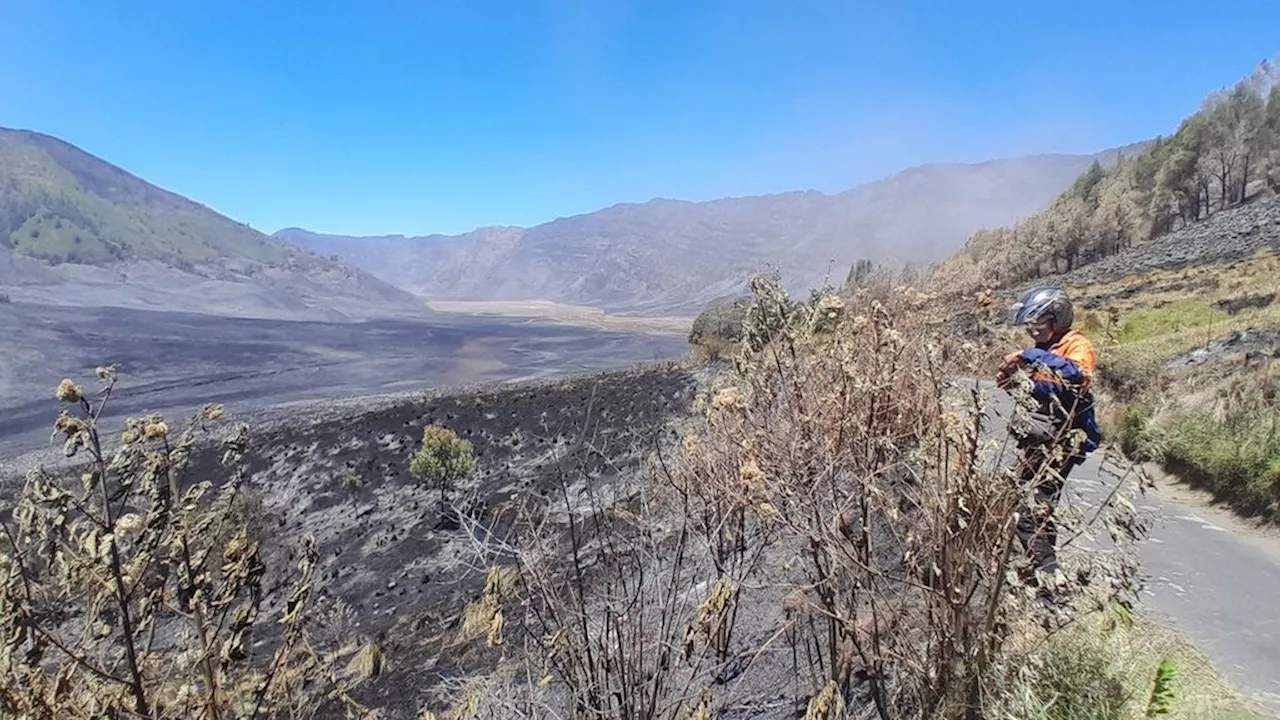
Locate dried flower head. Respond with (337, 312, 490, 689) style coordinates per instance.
(143, 421, 168, 440)
(817, 294, 845, 312)
(55, 378, 82, 403)
(811, 293, 847, 333)
(781, 589, 807, 613)
(739, 460, 765, 485)
(710, 386, 744, 411)
(738, 460, 768, 502)
(114, 513, 144, 536)
(53, 410, 86, 438)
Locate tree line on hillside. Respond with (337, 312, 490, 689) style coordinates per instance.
(936, 58, 1280, 293)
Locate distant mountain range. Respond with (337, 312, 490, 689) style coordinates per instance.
(1, 124, 1147, 321)
(277, 141, 1147, 315)
(0, 127, 426, 322)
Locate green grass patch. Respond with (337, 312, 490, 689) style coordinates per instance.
(1115, 300, 1231, 346)
(1162, 409, 1280, 519)
(12, 209, 119, 264)
(1105, 404, 1167, 463)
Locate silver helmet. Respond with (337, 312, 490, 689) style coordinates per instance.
(1009, 286, 1073, 331)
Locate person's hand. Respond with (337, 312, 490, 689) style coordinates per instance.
(995, 351, 1023, 389)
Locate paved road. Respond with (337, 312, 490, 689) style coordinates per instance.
(980, 382, 1280, 714)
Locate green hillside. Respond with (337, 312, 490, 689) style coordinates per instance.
(0, 127, 293, 267)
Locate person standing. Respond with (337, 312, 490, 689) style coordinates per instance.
(996, 286, 1103, 598)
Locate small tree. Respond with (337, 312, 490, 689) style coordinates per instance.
(409, 424, 477, 510)
(688, 297, 749, 351)
(844, 258, 876, 289)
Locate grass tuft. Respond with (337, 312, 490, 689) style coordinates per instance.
(1114, 300, 1231, 346)
(1162, 410, 1280, 520)
(998, 609, 1263, 720)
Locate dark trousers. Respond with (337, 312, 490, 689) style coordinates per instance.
(1013, 443, 1084, 580)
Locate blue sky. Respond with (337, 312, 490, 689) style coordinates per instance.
(2, 1, 1278, 237)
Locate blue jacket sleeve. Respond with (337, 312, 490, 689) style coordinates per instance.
(1020, 348, 1085, 384)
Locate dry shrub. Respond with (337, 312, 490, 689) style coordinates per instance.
(422, 458, 722, 720)
(672, 274, 1149, 718)
(690, 335, 738, 364)
(442, 273, 1146, 720)
(0, 368, 381, 719)
(672, 276, 1030, 718)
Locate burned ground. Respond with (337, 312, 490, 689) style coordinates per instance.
(0, 304, 702, 717)
(205, 363, 705, 717)
(0, 300, 687, 462)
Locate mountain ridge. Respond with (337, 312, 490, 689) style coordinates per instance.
(276, 145, 1150, 241)
(1, 123, 1152, 320)
(276, 141, 1148, 315)
(0, 126, 428, 321)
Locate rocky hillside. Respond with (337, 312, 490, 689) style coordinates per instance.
(955, 193, 1280, 376)
(1013, 194, 1280, 296)
(277, 144, 1143, 315)
(0, 127, 427, 321)
(937, 61, 1280, 296)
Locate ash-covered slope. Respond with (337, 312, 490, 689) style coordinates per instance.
(0, 361, 705, 715)
(1023, 194, 1280, 292)
(211, 365, 700, 715)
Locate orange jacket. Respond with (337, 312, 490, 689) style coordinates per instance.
(1026, 329, 1097, 394)
(1020, 329, 1101, 452)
